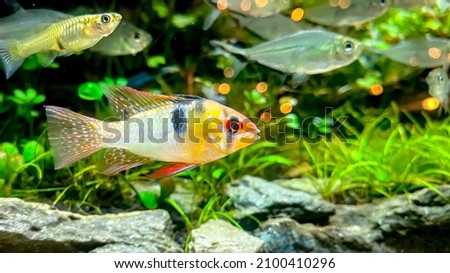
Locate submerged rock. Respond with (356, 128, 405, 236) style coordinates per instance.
(254, 185, 450, 252)
(0, 198, 181, 252)
(189, 219, 264, 253)
(226, 175, 335, 223)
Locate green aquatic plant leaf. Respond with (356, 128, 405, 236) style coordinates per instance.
(139, 191, 159, 209)
(22, 141, 45, 163)
(172, 14, 196, 28)
(146, 55, 166, 68)
(77, 82, 104, 101)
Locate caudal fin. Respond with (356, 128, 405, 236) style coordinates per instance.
(45, 106, 103, 169)
(0, 40, 23, 79)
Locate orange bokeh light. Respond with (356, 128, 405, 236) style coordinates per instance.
(291, 8, 304, 22)
(280, 103, 293, 114)
(428, 47, 442, 59)
(256, 82, 268, 93)
(370, 84, 384, 96)
(255, 0, 268, 8)
(217, 0, 227, 10)
(422, 97, 440, 111)
(260, 111, 272, 122)
(241, 0, 251, 11)
(218, 83, 231, 94)
(223, 67, 235, 78)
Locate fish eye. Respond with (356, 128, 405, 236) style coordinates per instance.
(380, 0, 387, 6)
(134, 32, 141, 42)
(101, 14, 111, 23)
(438, 75, 444, 82)
(343, 40, 354, 53)
(225, 116, 243, 134)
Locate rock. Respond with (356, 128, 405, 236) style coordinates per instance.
(189, 219, 264, 253)
(226, 175, 335, 223)
(0, 198, 182, 252)
(254, 185, 450, 252)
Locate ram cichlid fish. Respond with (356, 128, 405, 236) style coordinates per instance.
(211, 30, 363, 76)
(45, 86, 260, 178)
(0, 12, 122, 79)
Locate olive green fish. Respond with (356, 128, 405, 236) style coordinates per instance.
(211, 30, 363, 75)
(426, 64, 449, 112)
(381, 38, 450, 68)
(0, 8, 151, 57)
(0, 12, 122, 79)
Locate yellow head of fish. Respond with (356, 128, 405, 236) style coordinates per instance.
(183, 98, 260, 163)
(84, 13, 122, 38)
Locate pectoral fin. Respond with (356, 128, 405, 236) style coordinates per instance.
(147, 162, 199, 179)
(36, 51, 58, 67)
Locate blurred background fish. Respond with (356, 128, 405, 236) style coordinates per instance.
(380, 38, 450, 68)
(90, 21, 152, 56)
(302, 0, 448, 27)
(211, 30, 363, 78)
(204, 0, 291, 29)
(0, 12, 121, 78)
(45, 86, 260, 178)
(426, 64, 449, 112)
(233, 13, 317, 40)
(303, 0, 389, 27)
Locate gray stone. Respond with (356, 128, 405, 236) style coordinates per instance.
(226, 175, 335, 222)
(0, 198, 182, 252)
(254, 185, 450, 252)
(189, 219, 264, 253)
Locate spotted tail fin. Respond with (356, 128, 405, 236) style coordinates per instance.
(0, 40, 23, 79)
(45, 106, 103, 169)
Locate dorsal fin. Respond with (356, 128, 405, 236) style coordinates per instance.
(102, 86, 203, 117)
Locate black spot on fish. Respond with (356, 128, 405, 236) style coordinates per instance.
(171, 106, 187, 136)
(56, 39, 65, 50)
(123, 109, 130, 120)
(177, 94, 203, 101)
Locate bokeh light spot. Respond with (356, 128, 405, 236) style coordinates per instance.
(370, 84, 383, 96)
(218, 83, 231, 94)
(256, 82, 268, 93)
(280, 102, 293, 114)
(223, 67, 235, 78)
(260, 111, 272, 122)
(291, 8, 304, 22)
(422, 97, 440, 111)
(217, 0, 227, 10)
(428, 47, 442, 59)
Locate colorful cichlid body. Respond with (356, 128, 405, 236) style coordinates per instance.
(45, 86, 260, 178)
(0, 12, 122, 78)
